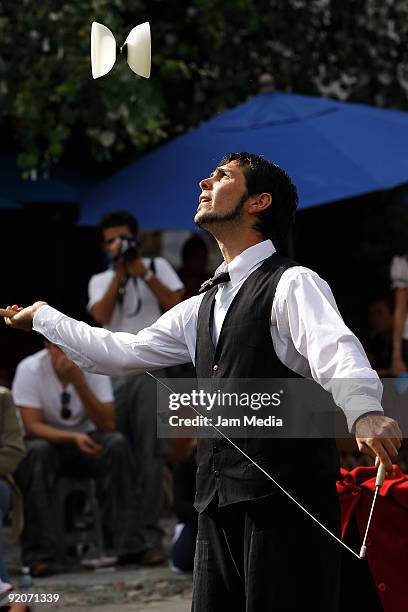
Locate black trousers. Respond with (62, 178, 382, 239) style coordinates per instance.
(192, 484, 341, 612)
(15, 431, 146, 564)
(113, 372, 168, 551)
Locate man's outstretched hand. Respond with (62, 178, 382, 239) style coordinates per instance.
(355, 413, 402, 476)
(4, 302, 47, 331)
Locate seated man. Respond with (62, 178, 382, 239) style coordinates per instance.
(0, 387, 26, 598)
(12, 341, 145, 577)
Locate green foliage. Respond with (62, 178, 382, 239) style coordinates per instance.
(0, 0, 407, 173)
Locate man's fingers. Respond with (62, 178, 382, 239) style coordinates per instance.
(364, 436, 398, 460)
(383, 421, 402, 446)
(81, 442, 101, 456)
(375, 454, 393, 477)
(88, 443, 101, 451)
(83, 447, 99, 456)
(381, 437, 399, 459)
(380, 424, 402, 445)
(355, 415, 402, 478)
(88, 446, 102, 457)
(373, 448, 393, 474)
(393, 422, 403, 443)
(357, 441, 375, 459)
(84, 440, 97, 449)
(359, 440, 394, 474)
(9, 305, 23, 312)
(85, 439, 102, 452)
(2, 305, 21, 319)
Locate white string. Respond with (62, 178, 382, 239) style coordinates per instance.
(146, 371, 361, 560)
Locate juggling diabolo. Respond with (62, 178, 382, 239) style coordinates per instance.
(91, 21, 151, 79)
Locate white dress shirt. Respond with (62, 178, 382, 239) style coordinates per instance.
(34, 240, 383, 431)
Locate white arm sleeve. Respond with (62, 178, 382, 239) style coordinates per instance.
(272, 268, 383, 432)
(33, 304, 192, 376)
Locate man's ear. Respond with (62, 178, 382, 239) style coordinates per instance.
(248, 193, 272, 215)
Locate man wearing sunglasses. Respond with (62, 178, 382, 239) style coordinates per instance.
(12, 341, 146, 577)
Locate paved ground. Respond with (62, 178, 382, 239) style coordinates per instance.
(71, 603, 190, 612)
(14, 566, 193, 611)
(69, 602, 191, 612)
(4, 518, 193, 611)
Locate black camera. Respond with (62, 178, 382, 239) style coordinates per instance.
(111, 235, 141, 263)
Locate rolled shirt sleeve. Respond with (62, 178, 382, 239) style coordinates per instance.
(272, 268, 383, 432)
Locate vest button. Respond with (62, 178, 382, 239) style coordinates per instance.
(213, 365, 219, 372)
(214, 470, 220, 477)
(377, 583, 386, 592)
(213, 446, 219, 453)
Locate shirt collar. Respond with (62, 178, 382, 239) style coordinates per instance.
(216, 239, 276, 286)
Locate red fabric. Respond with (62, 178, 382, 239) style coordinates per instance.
(337, 466, 408, 612)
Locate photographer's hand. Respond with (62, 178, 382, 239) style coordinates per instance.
(126, 258, 147, 277)
(113, 258, 127, 278)
(90, 270, 127, 326)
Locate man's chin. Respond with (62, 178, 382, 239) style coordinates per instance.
(194, 212, 211, 227)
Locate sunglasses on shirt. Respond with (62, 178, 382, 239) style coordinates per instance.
(60, 391, 72, 420)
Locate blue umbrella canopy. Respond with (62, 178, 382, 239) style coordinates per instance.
(80, 92, 408, 229)
(0, 195, 22, 209)
(0, 157, 93, 204)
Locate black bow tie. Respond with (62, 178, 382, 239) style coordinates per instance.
(198, 271, 231, 293)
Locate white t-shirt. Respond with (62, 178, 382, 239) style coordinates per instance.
(12, 349, 114, 433)
(88, 257, 184, 333)
(390, 255, 408, 340)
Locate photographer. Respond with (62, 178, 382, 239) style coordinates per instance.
(88, 211, 184, 565)
(88, 211, 184, 333)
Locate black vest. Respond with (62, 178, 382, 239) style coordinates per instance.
(194, 253, 340, 512)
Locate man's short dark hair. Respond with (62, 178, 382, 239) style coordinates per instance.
(98, 211, 139, 237)
(218, 152, 298, 248)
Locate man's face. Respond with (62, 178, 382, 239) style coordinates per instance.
(102, 224, 133, 259)
(195, 160, 248, 228)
